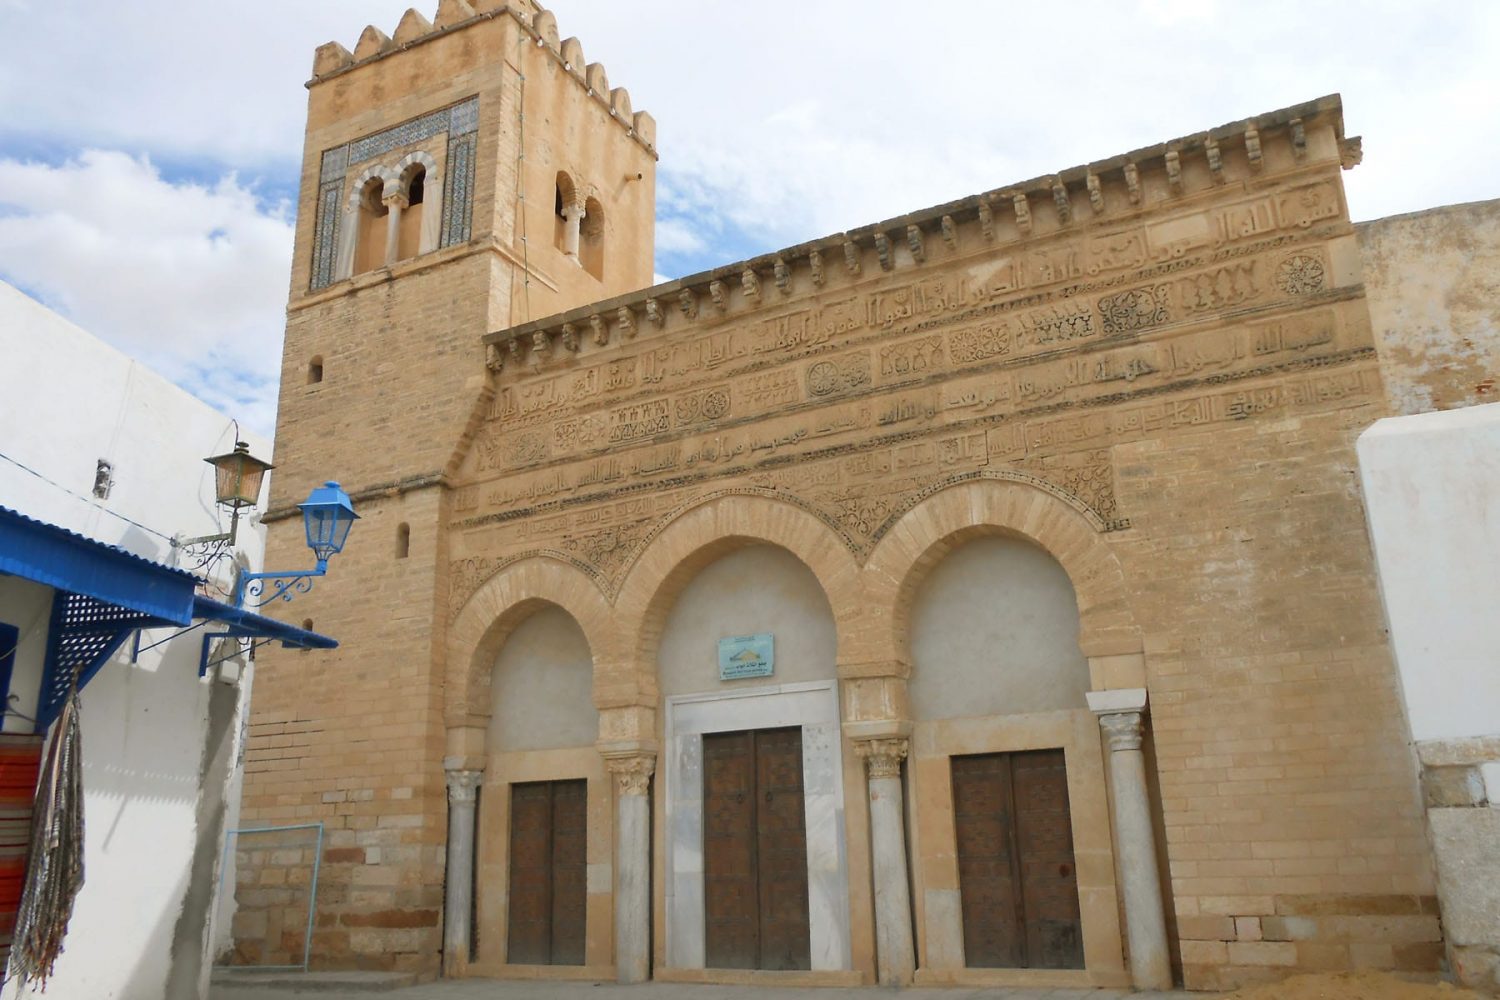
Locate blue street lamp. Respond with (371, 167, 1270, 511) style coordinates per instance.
(234, 482, 360, 608)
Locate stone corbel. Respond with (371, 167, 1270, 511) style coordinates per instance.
(905, 225, 925, 264)
(506, 337, 524, 364)
(1245, 125, 1263, 170)
(1051, 178, 1072, 224)
(1289, 117, 1307, 160)
(531, 329, 553, 359)
(741, 269, 761, 303)
(1087, 172, 1104, 214)
(1165, 148, 1183, 193)
(616, 305, 636, 338)
(940, 215, 958, 252)
(874, 231, 894, 271)
(809, 249, 825, 285)
(1205, 136, 1224, 183)
(678, 288, 698, 320)
(559, 323, 581, 352)
(484, 343, 504, 372)
(1011, 192, 1032, 234)
(977, 199, 995, 241)
(1124, 161, 1142, 204)
(708, 280, 728, 314)
(644, 297, 664, 327)
(843, 239, 862, 276)
(773, 257, 791, 294)
(589, 314, 609, 346)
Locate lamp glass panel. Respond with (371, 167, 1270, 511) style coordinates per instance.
(303, 506, 355, 560)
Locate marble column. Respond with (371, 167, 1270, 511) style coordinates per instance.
(561, 200, 584, 258)
(442, 768, 483, 977)
(382, 192, 407, 268)
(608, 754, 655, 984)
(1089, 691, 1171, 990)
(854, 737, 915, 985)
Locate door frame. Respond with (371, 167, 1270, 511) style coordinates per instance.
(663, 680, 851, 972)
(909, 708, 1129, 988)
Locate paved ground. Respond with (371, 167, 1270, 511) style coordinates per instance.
(210, 971, 1201, 1000)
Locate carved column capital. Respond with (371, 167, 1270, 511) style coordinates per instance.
(446, 768, 484, 804)
(1099, 710, 1145, 753)
(854, 737, 909, 780)
(607, 754, 656, 796)
(382, 192, 410, 211)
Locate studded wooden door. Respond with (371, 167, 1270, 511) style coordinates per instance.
(506, 779, 587, 965)
(702, 727, 811, 970)
(951, 749, 1084, 969)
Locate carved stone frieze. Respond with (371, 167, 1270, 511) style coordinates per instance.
(1276, 253, 1326, 296)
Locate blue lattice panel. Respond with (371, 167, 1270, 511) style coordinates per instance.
(38, 593, 161, 730)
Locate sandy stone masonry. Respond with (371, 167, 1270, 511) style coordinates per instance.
(241, 3, 1445, 983)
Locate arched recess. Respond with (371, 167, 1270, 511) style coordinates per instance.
(393, 149, 441, 259)
(339, 164, 397, 278)
(614, 491, 866, 684)
(908, 535, 1091, 721)
(866, 478, 1141, 667)
(445, 555, 620, 738)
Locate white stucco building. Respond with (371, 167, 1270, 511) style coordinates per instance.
(1359, 402, 1500, 988)
(0, 280, 332, 1000)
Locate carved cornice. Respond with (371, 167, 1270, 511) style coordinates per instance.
(483, 95, 1354, 367)
(1098, 710, 1145, 753)
(854, 737, 909, 780)
(445, 768, 484, 804)
(606, 754, 656, 796)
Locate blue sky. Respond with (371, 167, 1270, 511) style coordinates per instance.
(1, 0, 1497, 436)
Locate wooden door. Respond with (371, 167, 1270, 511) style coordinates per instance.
(952, 749, 1084, 969)
(507, 779, 587, 965)
(702, 728, 811, 970)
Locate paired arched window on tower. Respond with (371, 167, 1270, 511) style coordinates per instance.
(353, 177, 389, 275)
(342, 154, 440, 280)
(553, 171, 603, 280)
(396, 166, 425, 262)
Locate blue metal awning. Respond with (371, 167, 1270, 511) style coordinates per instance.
(0, 506, 337, 729)
(0, 506, 197, 624)
(192, 596, 338, 651)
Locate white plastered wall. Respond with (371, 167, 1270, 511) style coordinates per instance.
(1357, 404, 1500, 750)
(0, 280, 270, 1000)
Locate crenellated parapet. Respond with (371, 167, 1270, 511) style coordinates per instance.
(481, 95, 1358, 370)
(308, 3, 656, 157)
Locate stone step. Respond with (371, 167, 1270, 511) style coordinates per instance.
(210, 969, 423, 993)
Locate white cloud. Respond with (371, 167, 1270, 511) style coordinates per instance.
(654, 217, 709, 255)
(0, 151, 292, 434)
(0, 0, 1497, 436)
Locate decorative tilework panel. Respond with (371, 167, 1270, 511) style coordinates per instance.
(307, 96, 480, 290)
(440, 131, 477, 248)
(319, 145, 350, 184)
(311, 181, 344, 291)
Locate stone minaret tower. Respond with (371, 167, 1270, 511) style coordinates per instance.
(235, 2, 655, 973)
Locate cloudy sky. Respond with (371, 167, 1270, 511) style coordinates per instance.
(1, 1, 1497, 436)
